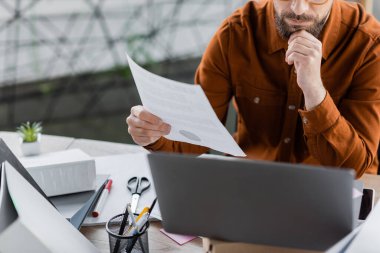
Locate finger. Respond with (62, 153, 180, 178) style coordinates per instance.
(127, 114, 170, 132)
(130, 106, 162, 125)
(289, 30, 321, 47)
(287, 51, 308, 65)
(286, 42, 314, 62)
(129, 126, 169, 137)
(288, 36, 320, 52)
(288, 39, 314, 51)
(132, 136, 158, 146)
(128, 126, 170, 138)
(286, 48, 308, 65)
(289, 30, 318, 43)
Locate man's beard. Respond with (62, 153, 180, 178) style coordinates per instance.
(274, 10, 329, 39)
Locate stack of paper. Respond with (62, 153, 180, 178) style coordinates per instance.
(50, 174, 109, 229)
(20, 149, 96, 197)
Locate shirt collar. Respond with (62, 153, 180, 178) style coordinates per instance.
(266, 0, 288, 54)
(319, 0, 341, 60)
(266, 0, 341, 60)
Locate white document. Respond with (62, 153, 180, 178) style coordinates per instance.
(126, 54, 246, 157)
(0, 162, 99, 253)
(83, 153, 160, 226)
(345, 199, 380, 252)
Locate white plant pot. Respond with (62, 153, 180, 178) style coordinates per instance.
(20, 134, 41, 156)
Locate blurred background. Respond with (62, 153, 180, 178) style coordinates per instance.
(0, 0, 379, 144)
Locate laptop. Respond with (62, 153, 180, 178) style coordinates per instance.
(147, 152, 355, 251)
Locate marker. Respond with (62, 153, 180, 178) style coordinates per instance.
(126, 198, 157, 236)
(92, 179, 113, 217)
(127, 204, 137, 227)
(136, 207, 149, 222)
(135, 212, 149, 234)
(135, 197, 157, 222)
(127, 212, 149, 236)
(125, 204, 139, 235)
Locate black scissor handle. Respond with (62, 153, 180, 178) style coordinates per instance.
(127, 176, 151, 194)
(137, 177, 151, 194)
(127, 176, 138, 193)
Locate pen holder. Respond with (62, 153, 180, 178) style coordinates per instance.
(106, 213, 150, 253)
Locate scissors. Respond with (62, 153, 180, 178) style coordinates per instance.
(127, 176, 151, 213)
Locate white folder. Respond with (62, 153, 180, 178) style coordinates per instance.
(0, 162, 100, 253)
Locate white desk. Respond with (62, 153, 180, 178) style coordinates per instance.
(2, 131, 380, 253)
(0, 131, 203, 253)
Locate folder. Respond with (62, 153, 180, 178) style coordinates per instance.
(0, 161, 100, 253)
(50, 174, 109, 229)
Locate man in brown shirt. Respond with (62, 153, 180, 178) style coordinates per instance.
(127, 0, 380, 178)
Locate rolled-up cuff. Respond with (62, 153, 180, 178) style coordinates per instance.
(143, 137, 166, 151)
(298, 92, 340, 136)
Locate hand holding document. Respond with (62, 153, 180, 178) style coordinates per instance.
(126, 54, 246, 157)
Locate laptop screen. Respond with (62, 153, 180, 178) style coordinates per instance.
(148, 152, 355, 251)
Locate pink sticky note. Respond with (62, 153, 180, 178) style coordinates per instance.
(160, 229, 197, 245)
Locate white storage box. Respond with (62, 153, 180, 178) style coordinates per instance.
(20, 149, 96, 197)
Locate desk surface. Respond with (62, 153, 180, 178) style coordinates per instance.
(0, 131, 203, 253)
(1, 131, 379, 253)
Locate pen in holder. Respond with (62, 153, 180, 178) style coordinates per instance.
(106, 212, 150, 253)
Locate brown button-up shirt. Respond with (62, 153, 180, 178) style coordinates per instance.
(146, 0, 380, 178)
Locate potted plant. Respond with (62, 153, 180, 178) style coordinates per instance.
(16, 121, 43, 156)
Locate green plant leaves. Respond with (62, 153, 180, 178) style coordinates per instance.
(16, 121, 43, 143)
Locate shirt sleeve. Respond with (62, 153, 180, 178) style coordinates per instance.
(298, 41, 380, 177)
(145, 19, 233, 155)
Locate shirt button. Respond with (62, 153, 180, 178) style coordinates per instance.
(284, 138, 291, 144)
(288, 105, 296, 110)
(253, 97, 260, 104)
(302, 117, 309, 124)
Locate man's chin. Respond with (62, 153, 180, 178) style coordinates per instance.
(275, 13, 326, 39)
(285, 21, 310, 31)
(286, 23, 317, 36)
(290, 25, 307, 32)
